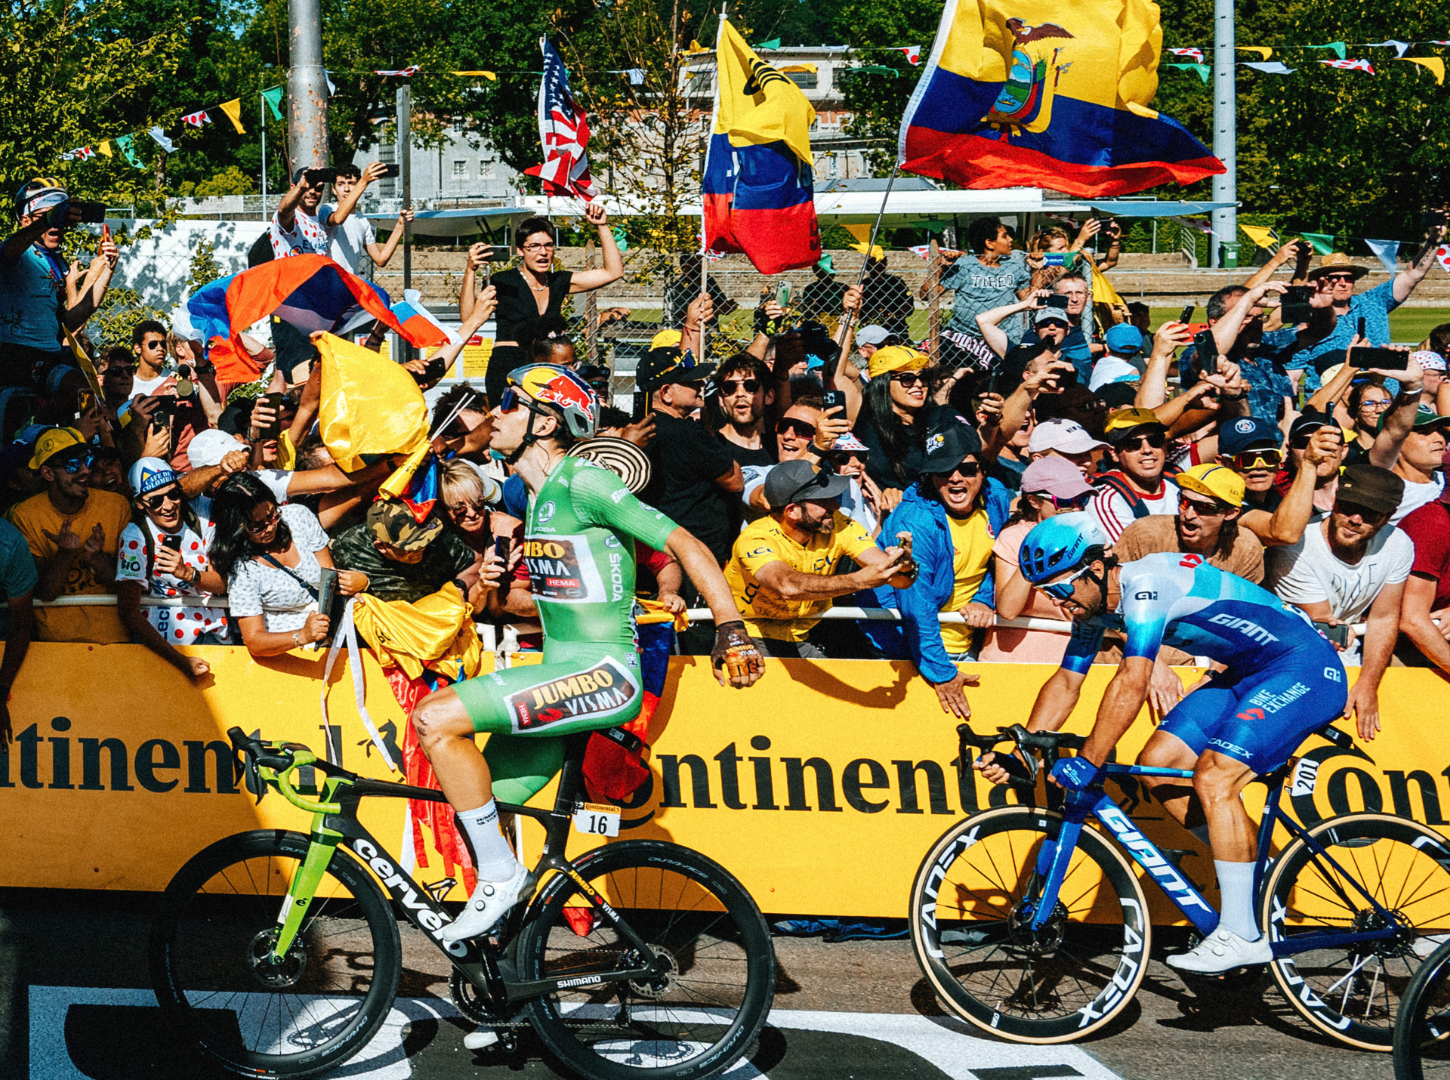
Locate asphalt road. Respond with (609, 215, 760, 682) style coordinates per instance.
(0, 889, 1394, 1080)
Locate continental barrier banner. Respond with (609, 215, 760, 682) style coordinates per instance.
(3, 642, 1446, 923)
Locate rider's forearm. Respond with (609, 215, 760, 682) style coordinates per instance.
(1081, 660, 1152, 767)
(1026, 667, 1086, 733)
(665, 527, 743, 626)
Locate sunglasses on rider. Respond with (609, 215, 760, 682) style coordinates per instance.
(1232, 448, 1283, 472)
(139, 486, 183, 511)
(720, 378, 762, 395)
(776, 417, 816, 439)
(1035, 564, 1093, 602)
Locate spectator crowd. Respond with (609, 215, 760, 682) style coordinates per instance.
(2, 166, 1450, 743)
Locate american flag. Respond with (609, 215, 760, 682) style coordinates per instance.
(183, 110, 212, 127)
(523, 37, 600, 201)
(1319, 58, 1375, 73)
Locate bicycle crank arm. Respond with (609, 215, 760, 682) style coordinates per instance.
(501, 964, 660, 1004)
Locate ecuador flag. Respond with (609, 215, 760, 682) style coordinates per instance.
(899, 0, 1223, 197)
(702, 19, 821, 275)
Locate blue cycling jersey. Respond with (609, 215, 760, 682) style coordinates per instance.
(1062, 553, 1339, 676)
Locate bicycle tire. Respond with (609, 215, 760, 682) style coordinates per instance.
(908, 805, 1151, 1044)
(516, 839, 775, 1080)
(1263, 812, 1450, 1051)
(1395, 938, 1450, 1080)
(149, 829, 402, 1078)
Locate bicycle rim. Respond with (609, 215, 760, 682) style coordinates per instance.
(1396, 940, 1450, 1080)
(519, 839, 775, 1080)
(909, 805, 1150, 1044)
(149, 830, 402, 1078)
(1264, 812, 1450, 1050)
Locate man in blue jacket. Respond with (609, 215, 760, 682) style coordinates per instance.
(875, 418, 1012, 719)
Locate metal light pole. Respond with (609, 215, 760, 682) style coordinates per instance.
(397, 84, 412, 294)
(286, 0, 329, 176)
(1210, 0, 1237, 268)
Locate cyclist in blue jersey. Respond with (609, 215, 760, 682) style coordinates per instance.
(980, 511, 1347, 973)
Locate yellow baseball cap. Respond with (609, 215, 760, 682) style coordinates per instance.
(1102, 407, 1166, 444)
(649, 328, 683, 350)
(868, 345, 929, 379)
(28, 427, 86, 470)
(1177, 462, 1245, 508)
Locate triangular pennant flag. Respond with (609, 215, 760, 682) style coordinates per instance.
(1167, 47, 1205, 64)
(96, 141, 112, 158)
(374, 66, 421, 76)
(1309, 42, 1348, 60)
(843, 223, 872, 244)
(218, 98, 246, 134)
(76, 146, 94, 161)
(1370, 40, 1412, 58)
(626, 68, 644, 85)
(261, 85, 284, 121)
(1319, 58, 1375, 73)
(753, 37, 780, 51)
(1241, 61, 1296, 74)
(148, 126, 176, 153)
(849, 64, 901, 77)
(612, 225, 628, 252)
(1240, 224, 1280, 250)
(1238, 46, 1273, 60)
(898, 45, 921, 65)
(452, 70, 497, 80)
(1401, 57, 1446, 85)
(324, 70, 336, 97)
(1300, 232, 1336, 255)
(1165, 63, 1211, 83)
(908, 244, 932, 259)
(115, 134, 144, 168)
(1364, 238, 1401, 274)
(1436, 245, 1450, 275)
(182, 110, 211, 128)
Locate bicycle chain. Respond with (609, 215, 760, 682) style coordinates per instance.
(448, 967, 640, 1032)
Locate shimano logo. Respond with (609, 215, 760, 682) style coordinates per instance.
(1208, 613, 1279, 645)
(557, 974, 605, 989)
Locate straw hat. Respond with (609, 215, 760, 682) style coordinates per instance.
(1306, 252, 1369, 282)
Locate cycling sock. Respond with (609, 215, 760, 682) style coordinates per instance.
(456, 799, 519, 881)
(1214, 859, 1260, 942)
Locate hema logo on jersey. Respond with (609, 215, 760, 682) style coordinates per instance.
(1208, 612, 1279, 645)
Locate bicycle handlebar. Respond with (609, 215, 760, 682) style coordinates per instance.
(226, 727, 342, 815)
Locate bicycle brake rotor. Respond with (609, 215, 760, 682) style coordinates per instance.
(247, 929, 307, 989)
(627, 945, 679, 999)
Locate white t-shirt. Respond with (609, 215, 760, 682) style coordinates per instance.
(225, 503, 331, 633)
(270, 208, 329, 259)
(131, 373, 169, 397)
(1392, 471, 1445, 525)
(1089, 477, 1180, 542)
(1265, 519, 1414, 624)
(115, 494, 230, 645)
(320, 205, 376, 276)
(254, 469, 293, 504)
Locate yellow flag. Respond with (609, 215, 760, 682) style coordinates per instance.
(316, 332, 429, 472)
(218, 98, 246, 134)
(843, 223, 872, 243)
(96, 141, 112, 158)
(1401, 57, 1446, 85)
(452, 70, 498, 80)
(1087, 258, 1125, 309)
(1239, 224, 1280, 250)
(715, 18, 815, 163)
(1238, 46, 1273, 60)
(350, 585, 483, 682)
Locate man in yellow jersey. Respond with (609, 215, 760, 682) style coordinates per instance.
(724, 458, 916, 658)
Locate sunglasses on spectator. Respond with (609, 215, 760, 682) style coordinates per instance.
(830, 450, 867, 466)
(1324, 274, 1356, 284)
(103, 364, 137, 376)
(54, 452, 94, 474)
(776, 418, 816, 439)
(142, 340, 167, 351)
(244, 507, 281, 534)
(1333, 499, 1388, 522)
(1026, 490, 1090, 510)
(446, 500, 485, 519)
(720, 378, 762, 395)
(1232, 448, 1283, 471)
(1035, 564, 1094, 602)
(1117, 432, 1167, 451)
(1179, 493, 1229, 517)
(139, 486, 182, 511)
(890, 372, 928, 388)
(441, 424, 471, 441)
(932, 462, 982, 479)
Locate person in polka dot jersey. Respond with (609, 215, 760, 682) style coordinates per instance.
(115, 457, 226, 684)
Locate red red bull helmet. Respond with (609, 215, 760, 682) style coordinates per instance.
(504, 363, 599, 440)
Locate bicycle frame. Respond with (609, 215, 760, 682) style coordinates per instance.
(256, 742, 666, 1014)
(1028, 761, 1408, 958)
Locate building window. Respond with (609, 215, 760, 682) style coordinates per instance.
(480, 159, 495, 179)
(787, 71, 818, 90)
(452, 160, 467, 178)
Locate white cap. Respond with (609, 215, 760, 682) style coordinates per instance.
(1088, 357, 1140, 393)
(186, 429, 249, 469)
(1411, 349, 1446, 372)
(1027, 417, 1108, 456)
(856, 325, 891, 347)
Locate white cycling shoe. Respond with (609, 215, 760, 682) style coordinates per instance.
(441, 861, 529, 944)
(463, 1027, 500, 1051)
(1166, 928, 1272, 974)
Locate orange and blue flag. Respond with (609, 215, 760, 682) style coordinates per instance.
(899, 0, 1224, 197)
(188, 255, 450, 384)
(702, 20, 821, 275)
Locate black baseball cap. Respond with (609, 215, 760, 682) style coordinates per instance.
(906, 418, 983, 475)
(763, 459, 850, 510)
(1219, 416, 1282, 457)
(635, 346, 716, 393)
(1289, 410, 1335, 445)
(1337, 464, 1404, 517)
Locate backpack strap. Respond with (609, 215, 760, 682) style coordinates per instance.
(1091, 471, 1152, 521)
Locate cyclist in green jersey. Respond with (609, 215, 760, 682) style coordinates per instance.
(412, 363, 766, 947)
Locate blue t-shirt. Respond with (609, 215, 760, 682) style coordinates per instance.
(0, 518, 38, 636)
(0, 244, 66, 354)
(1062, 553, 1334, 676)
(941, 252, 1031, 337)
(1022, 326, 1094, 382)
(1295, 281, 1400, 392)
(1238, 328, 1300, 423)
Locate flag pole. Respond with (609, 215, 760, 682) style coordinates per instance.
(698, 3, 727, 366)
(840, 158, 900, 346)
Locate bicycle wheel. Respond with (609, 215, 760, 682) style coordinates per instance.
(908, 805, 1151, 1044)
(149, 829, 402, 1078)
(1263, 812, 1450, 1050)
(516, 839, 775, 1080)
(1396, 938, 1450, 1080)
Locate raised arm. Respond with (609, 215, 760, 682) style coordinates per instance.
(367, 208, 414, 268)
(976, 292, 1044, 359)
(1137, 320, 1191, 408)
(1394, 209, 1448, 304)
(568, 202, 623, 291)
(326, 162, 388, 227)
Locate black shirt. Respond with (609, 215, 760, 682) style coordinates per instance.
(641, 413, 739, 564)
(717, 431, 776, 468)
(492, 268, 573, 348)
